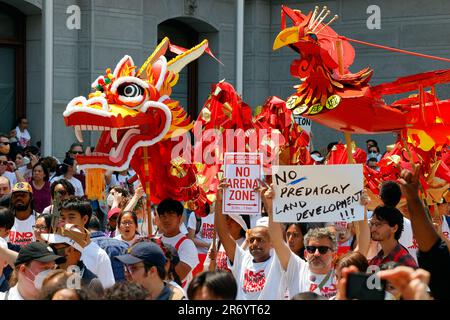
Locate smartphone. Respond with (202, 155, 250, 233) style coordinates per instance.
(346, 272, 386, 300)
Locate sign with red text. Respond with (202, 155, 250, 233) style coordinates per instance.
(223, 153, 262, 215)
(272, 164, 364, 222)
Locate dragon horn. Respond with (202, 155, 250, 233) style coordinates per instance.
(312, 10, 331, 31)
(167, 40, 209, 74)
(308, 6, 320, 28)
(137, 37, 170, 79)
(273, 25, 300, 50)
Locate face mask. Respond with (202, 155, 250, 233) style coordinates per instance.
(107, 194, 114, 207)
(25, 268, 53, 290)
(368, 152, 378, 159)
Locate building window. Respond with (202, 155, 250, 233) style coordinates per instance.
(0, 2, 25, 133)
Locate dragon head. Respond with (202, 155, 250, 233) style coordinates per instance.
(63, 38, 208, 172)
(273, 5, 355, 73)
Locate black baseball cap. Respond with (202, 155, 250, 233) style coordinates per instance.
(115, 241, 167, 267)
(15, 242, 66, 266)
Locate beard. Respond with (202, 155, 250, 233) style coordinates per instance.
(309, 256, 326, 268)
(14, 201, 30, 211)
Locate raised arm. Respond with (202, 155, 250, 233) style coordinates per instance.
(354, 191, 370, 256)
(398, 164, 439, 252)
(124, 185, 144, 212)
(263, 183, 292, 271)
(214, 180, 237, 263)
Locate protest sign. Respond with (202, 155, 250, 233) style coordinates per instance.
(272, 164, 364, 222)
(223, 153, 262, 215)
(293, 115, 312, 135)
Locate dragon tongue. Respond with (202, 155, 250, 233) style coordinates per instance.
(110, 128, 118, 143)
(74, 127, 84, 143)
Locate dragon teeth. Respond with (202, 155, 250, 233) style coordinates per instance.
(74, 126, 84, 143)
(110, 128, 118, 143)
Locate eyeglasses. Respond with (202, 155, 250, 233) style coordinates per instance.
(305, 246, 332, 255)
(369, 221, 388, 229)
(32, 225, 48, 232)
(120, 221, 135, 227)
(125, 264, 145, 274)
(0, 161, 8, 165)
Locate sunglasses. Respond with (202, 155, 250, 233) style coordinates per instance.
(70, 151, 83, 154)
(0, 161, 8, 165)
(306, 246, 332, 255)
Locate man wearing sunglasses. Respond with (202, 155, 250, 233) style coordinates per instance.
(263, 188, 338, 299)
(0, 154, 25, 190)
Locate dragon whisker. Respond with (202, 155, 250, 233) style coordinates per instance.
(316, 15, 339, 35)
(312, 10, 331, 32)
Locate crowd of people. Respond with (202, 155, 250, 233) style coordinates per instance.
(0, 121, 448, 300)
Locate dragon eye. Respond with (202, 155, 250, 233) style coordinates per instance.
(308, 33, 318, 41)
(119, 83, 143, 98)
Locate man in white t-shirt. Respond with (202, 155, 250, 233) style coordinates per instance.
(264, 187, 337, 299)
(156, 199, 199, 289)
(9, 182, 37, 247)
(215, 182, 286, 300)
(59, 197, 115, 288)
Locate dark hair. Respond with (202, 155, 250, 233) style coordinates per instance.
(17, 117, 27, 126)
(39, 156, 58, 173)
(69, 143, 83, 152)
(32, 162, 49, 182)
(104, 282, 149, 300)
(148, 237, 181, 285)
(50, 179, 76, 197)
(143, 260, 166, 280)
(23, 145, 40, 157)
(61, 197, 92, 227)
(157, 198, 184, 216)
(380, 181, 402, 208)
(373, 206, 404, 240)
(36, 213, 52, 229)
(335, 251, 369, 273)
(110, 186, 131, 199)
(39, 270, 90, 300)
(284, 223, 308, 238)
(327, 142, 338, 153)
(0, 206, 14, 229)
(187, 270, 237, 300)
(291, 292, 327, 300)
(366, 139, 378, 147)
(61, 157, 74, 175)
(88, 215, 102, 231)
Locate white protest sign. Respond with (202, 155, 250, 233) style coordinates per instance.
(293, 115, 312, 135)
(272, 164, 364, 223)
(223, 153, 262, 215)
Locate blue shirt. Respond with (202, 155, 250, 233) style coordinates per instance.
(0, 275, 8, 293)
(90, 231, 129, 282)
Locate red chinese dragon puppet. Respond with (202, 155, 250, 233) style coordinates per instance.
(273, 5, 450, 205)
(63, 38, 211, 216)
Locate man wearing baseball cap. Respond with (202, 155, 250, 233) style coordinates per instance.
(0, 242, 65, 300)
(41, 224, 103, 294)
(9, 182, 37, 247)
(116, 241, 179, 300)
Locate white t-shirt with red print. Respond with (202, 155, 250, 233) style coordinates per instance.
(231, 246, 286, 300)
(203, 237, 245, 272)
(187, 213, 215, 254)
(8, 212, 36, 247)
(160, 232, 199, 289)
(285, 253, 337, 299)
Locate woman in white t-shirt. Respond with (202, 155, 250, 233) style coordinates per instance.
(114, 211, 140, 246)
(52, 157, 84, 197)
